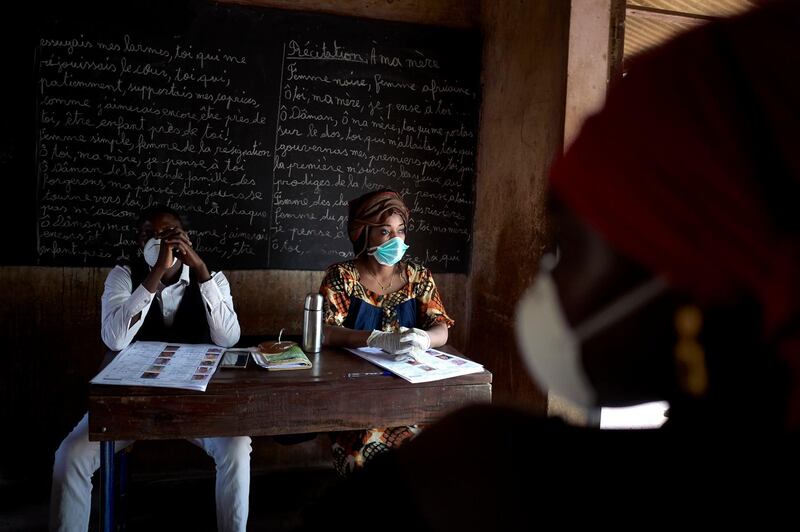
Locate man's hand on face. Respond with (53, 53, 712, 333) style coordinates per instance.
(159, 227, 210, 281)
(152, 231, 177, 274)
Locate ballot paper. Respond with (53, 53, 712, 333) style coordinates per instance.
(346, 347, 484, 383)
(90, 341, 224, 392)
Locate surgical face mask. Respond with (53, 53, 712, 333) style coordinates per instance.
(368, 236, 409, 266)
(143, 237, 177, 269)
(515, 253, 668, 407)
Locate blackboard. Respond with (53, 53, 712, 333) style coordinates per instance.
(1, 1, 480, 272)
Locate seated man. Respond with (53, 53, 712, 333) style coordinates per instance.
(50, 205, 251, 532)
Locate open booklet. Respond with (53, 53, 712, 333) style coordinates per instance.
(346, 347, 484, 384)
(249, 344, 312, 371)
(90, 341, 225, 392)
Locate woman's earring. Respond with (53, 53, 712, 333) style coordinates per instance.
(538, 245, 561, 273)
(674, 305, 708, 397)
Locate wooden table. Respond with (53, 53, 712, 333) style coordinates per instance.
(88, 344, 492, 531)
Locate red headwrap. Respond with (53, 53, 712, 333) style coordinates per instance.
(550, 1, 800, 419)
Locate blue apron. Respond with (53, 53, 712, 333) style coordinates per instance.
(343, 296, 418, 331)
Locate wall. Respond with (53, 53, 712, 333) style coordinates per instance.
(468, 0, 570, 411)
(563, 0, 612, 150)
(547, 0, 613, 425)
(226, 0, 479, 28)
(0, 0, 479, 489)
(0, 0, 578, 487)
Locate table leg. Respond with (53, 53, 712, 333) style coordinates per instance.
(118, 448, 128, 532)
(99, 441, 115, 532)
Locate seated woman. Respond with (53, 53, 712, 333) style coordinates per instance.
(319, 189, 453, 476)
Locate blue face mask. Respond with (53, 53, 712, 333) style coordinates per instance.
(368, 237, 409, 266)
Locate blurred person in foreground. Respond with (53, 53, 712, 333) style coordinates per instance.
(298, 1, 800, 530)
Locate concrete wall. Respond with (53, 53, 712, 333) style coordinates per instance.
(468, 0, 570, 411)
(547, 0, 613, 425)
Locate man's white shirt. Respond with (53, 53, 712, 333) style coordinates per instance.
(100, 263, 240, 350)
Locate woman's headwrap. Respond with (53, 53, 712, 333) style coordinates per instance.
(549, 0, 800, 423)
(348, 190, 410, 254)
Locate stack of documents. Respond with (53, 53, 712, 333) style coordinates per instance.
(251, 344, 312, 371)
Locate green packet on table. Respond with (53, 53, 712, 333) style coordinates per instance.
(251, 343, 312, 371)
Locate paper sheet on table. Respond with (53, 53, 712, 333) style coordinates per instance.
(90, 341, 224, 392)
(346, 347, 484, 383)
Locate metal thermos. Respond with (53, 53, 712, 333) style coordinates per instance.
(302, 293, 323, 353)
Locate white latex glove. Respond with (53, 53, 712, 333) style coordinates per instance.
(366, 330, 412, 356)
(399, 327, 431, 352)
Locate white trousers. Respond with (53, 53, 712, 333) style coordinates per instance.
(50, 413, 251, 532)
